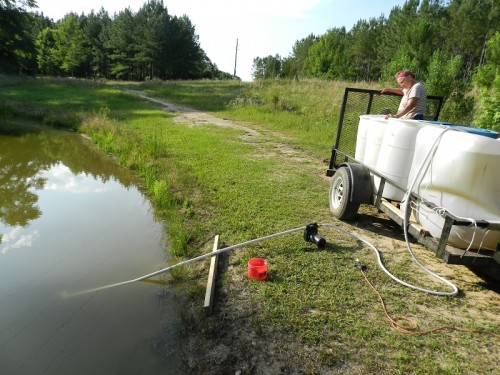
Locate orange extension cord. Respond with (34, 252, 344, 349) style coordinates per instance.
(359, 268, 500, 339)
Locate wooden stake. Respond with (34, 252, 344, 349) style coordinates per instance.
(204, 235, 220, 316)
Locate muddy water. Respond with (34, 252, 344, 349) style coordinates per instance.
(0, 129, 182, 374)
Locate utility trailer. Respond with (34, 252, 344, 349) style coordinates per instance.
(326, 88, 500, 281)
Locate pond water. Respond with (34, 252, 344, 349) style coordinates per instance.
(0, 129, 182, 374)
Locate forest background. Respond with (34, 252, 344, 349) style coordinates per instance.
(1, 0, 498, 130)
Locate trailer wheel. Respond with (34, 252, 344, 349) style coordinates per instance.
(329, 166, 360, 220)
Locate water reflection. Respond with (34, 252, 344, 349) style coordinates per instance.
(0, 129, 181, 375)
(0, 129, 136, 229)
(0, 226, 39, 254)
(41, 163, 112, 193)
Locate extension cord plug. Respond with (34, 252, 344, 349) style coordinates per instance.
(355, 259, 367, 271)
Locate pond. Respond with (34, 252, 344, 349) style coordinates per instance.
(0, 129, 182, 374)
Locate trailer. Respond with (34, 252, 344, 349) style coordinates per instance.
(326, 88, 500, 281)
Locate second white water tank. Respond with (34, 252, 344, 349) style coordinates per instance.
(373, 118, 425, 201)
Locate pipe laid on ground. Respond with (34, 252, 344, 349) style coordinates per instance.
(64, 221, 458, 298)
(64, 225, 307, 297)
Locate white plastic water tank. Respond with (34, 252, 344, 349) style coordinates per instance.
(359, 115, 387, 169)
(408, 125, 500, 250)
(373, 118, 425, 201)
(355, 115, 387, 163)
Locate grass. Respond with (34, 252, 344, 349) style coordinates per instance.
(1, 76, 498, 374)
(137, 79, 376, 158)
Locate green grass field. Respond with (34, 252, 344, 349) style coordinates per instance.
(1, 76, 498, 374)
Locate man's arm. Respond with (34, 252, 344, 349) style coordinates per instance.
(395, 97, 419, 118)
(380, 88, 403, 95)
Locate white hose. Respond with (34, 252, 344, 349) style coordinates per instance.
(63, 130, 469, 298)
(399, 126, 459, 296)
(320, 223, 458, 296)
(64, 126, 461, 298)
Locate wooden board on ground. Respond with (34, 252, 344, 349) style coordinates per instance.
(204, 235, 220, 316)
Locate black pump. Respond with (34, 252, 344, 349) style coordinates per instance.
(304, 223, 326, 249)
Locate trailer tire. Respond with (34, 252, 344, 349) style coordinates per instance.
(329, 166, 360, 221)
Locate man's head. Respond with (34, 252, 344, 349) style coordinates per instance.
(395, 70, 415, 88)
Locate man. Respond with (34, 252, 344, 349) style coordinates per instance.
(380, 70, 427, 120)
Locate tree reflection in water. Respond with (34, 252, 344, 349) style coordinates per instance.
(0, 128, 136, 232)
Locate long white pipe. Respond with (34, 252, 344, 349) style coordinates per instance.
(63, 130, 469, 299)
(65, 226, 307, 297)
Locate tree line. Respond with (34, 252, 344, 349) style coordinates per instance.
(0, 0, 232, 80)
(1, 0, 498, 129)
(252, 0, 500, 131)
(251, 0, 498, 129)
(253, 0, 497, 82)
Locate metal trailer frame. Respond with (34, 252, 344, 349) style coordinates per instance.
(326, 87, 500, 281)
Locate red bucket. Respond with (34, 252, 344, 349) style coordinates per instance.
(247, 258, 268, 281)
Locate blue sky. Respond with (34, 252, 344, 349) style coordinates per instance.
(35, 0, 407, 81)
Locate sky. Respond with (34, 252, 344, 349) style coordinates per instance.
(34, 0, 407, 81)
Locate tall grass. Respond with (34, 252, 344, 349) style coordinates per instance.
(137, 79, 377, 158)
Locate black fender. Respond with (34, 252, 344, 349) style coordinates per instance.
(339, 162, 372, 204)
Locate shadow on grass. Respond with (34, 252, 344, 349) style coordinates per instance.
(352, 212, 407, 242)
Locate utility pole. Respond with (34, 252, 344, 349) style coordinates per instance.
(233, 38, 238, 78)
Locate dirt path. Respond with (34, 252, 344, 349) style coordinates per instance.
(129, 89, 497, 281)
(129, 89, 260, 136)
(129, 89, 323, 170)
